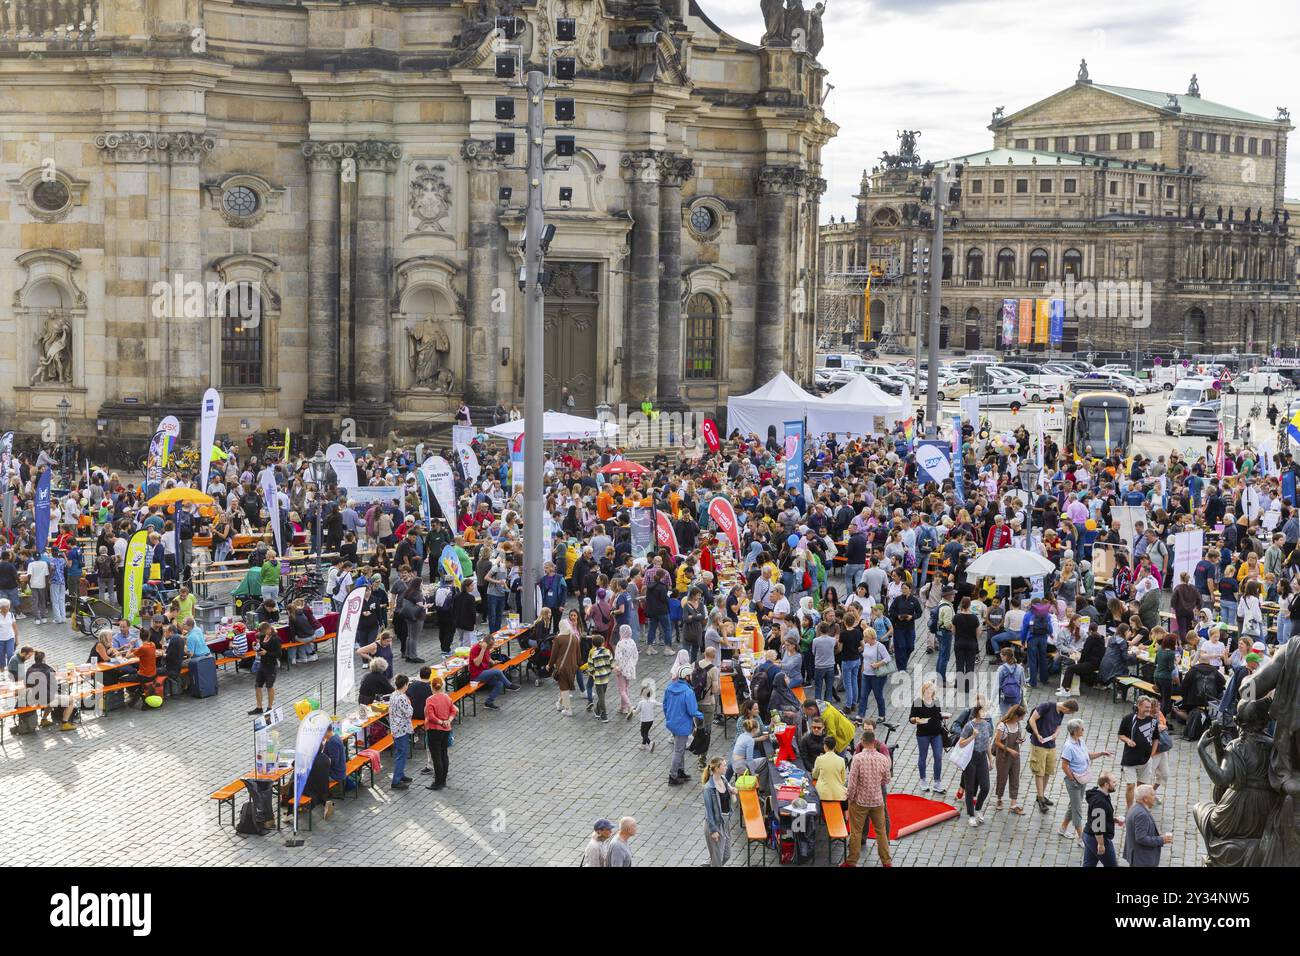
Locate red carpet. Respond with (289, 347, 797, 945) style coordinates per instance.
(867, 794, 960, 840)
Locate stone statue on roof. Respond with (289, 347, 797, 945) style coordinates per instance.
(1076, 59, 1090, 83)
(1188, 73, 1200, 97)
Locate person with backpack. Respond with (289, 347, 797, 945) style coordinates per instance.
(1020, 595, 1056, 689)
(690, 647, 720, 757)
(931, 585, 956, 684)
(995, 646, 1025, 713)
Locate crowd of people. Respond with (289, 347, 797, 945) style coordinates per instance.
(2, 402, 1292, 866)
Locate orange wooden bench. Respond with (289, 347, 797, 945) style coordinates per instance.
(792, 684, 806, 703)
(823, 799, 850, 865)
(719, 674, 739, 734)
(738, 788, 768, 866)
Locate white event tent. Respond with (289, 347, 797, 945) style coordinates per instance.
(806, 375, 910, 436)
(484, 411, 620, 443)
(725, 372, 822, 439)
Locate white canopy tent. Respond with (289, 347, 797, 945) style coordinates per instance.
(963, 547, 1055, 585)
(805, 375, 910, 436)
(725, 372, 822, 439)
(484, 412, 620, 443)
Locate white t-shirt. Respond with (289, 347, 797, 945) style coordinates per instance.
(26, 559, 49, 589)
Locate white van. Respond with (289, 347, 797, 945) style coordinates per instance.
(1228, 371, 1285, 395)
(1168, 377, 1221, 411)
(820, 353, 868, 372)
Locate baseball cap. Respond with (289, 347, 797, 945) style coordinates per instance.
(593, 818, 614, 831)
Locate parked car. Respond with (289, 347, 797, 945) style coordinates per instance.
(1167, 403, 1222, 437)
(975, 384, 1031, 410)
(920, 377, 970, 401)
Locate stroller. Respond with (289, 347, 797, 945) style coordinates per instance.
(526, 633, 554, 686)
(77, 596, 123, 637)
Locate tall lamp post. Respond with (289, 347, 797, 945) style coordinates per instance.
(57, 396, 71, 483)
(1020, 460, 1042, 548)
(1231, 346, 1241, 439)
(308, 450, 329, 580)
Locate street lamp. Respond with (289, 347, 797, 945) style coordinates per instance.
(308, 450, 329, 578)
(56, 396, 71, 481)
(1020, 459, 1042, 547)
(1231, 346, 1241, 440)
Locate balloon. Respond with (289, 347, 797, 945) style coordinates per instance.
(787, 534, 800, 547)
(144, 695, 163, 709)
(293, 699, 312, 721)
(1085, 519, 1097, 531)
(307, 696, 320, 712)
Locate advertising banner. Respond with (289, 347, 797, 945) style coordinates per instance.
(708, 496, 740, 555)
(916, 440, 952, 484)
(1034, 298, 1050, 344)
(123, 529, 150, 626)
(261, 467, 282, 555)
(630, 506, 654, 562)
(655, 510, 679, 556)
(326, 443, 358, 491)
(1049, 297, 1065, 345)
(34, 467, 51, 555)
(199, 388, 220, 494)
(1017, 298, 1033, 345)
(421, 455, 457, 529)
(334, 585, 367, 706)
(783, 419, 804, 490)
(1001, 299, 1017, 346)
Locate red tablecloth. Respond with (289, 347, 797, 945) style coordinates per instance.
(206, 611, 340, 655)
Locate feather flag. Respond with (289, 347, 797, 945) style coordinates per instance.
(1287, 408, 1300, 446)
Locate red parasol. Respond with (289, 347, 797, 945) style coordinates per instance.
(600, 460, 647, 476)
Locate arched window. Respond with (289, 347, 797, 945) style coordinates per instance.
(221, 281, 263, 386)
(996, 248, 1016, 281)
(1062, 248, 1083, 278)
(684, 292, 719, 380)
(1029, 248, 1049, 281)
(965, 248, 984, 280)
(964, 307, 982, 350)
(941, 247, 953, 280)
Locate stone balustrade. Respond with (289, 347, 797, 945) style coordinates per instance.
(0, 0, 99, 43)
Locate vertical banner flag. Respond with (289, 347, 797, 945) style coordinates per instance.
(452, 425, 481, 483)
(783, 419, 804, 490)
(283, 428, 291, 463)
(915, 441, 953, 485)
(1017, 298, 1033, 345)
(701, 419, 720, 453)
(415, 467, 432, 522)
(1049, 298, 1065, 346)
(261, 467, 282, 555)
(1035, 412, 1046, 472)
(34, 467, 51, 555)
(439, 543, 463, 585)
(952, 412, 965, 502)
(708, 496, 741, 556)
(511, 434, 524, 493)
(199, 388, 220, 494)
(630, 506, 654, 561)
(334, 584, 367, 707)
(291, 710, 332, 833)
(124, 528, 150, 626)
(145, 429, 166, 497)
(422, 455, 457, 530)
(1001, 299, 1017, 347)
(158, 415, 181, 467)
(325, 443, 358, 491)
(1216, 421, 1226, 478)
(1034, 298, 1050, 344)
(655, 510, 680, 556)
(1173, 529, 1205, 581)
(0, 431, 13, 455)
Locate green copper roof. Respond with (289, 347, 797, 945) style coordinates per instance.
(939, 148, 1167, 173)
(1092, 84, 1277, 124)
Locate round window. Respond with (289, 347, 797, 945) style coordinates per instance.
(689, 205, 716, 236)
(222, 185, 260, 218)
(31, 180, 70, 212)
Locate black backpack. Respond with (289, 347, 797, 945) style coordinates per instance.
(691, 663, 714, 702)
(1029, 609, 1051, 637)
(236, 801, 269, 836)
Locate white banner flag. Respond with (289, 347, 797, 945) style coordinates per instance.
(326, 442, 358, 491)
(453, 437, 481, 483)
(334, 584, 367, 705)
(421, 455, 457, 529)
(260, 467, 282, 555)
(199, 388, 220, 494)
(1173, 529, 1204, 581)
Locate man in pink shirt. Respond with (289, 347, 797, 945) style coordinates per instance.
(843, 728, 892, 867)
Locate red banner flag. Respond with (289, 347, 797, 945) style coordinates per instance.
(708, 496, 741, 555)
(701, 418, 720, 453)
(655, 510, 679, 556)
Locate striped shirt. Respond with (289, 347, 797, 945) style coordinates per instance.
(586, 648, 613, 685)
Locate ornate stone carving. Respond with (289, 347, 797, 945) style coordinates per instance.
(534, 0, 605, 70)
(460, 138, 499, 170)
(658, 154, 695, 187)
(13, 248, 86, 308)
(408, 161, 453, 234)
(409, 313, 454, 392)
(1076, 58, 1090, 84)
(1188, 73, 1200, 97)
(94, 131, 156, 164)
(354, 140, 402, 172)
(620, 149, 665, 184)
(754, 163, 808, 195)
(30, 309, 72, 385)
(158, 131, 216, 164)
(7, 167, 89, 224)
(302, 141, 357, 169)
(95, 130, 214, 164)
(204, 173, 285, 228)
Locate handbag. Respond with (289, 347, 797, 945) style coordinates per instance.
(734, 772, 757, 791)
(873, 657, 898, 677)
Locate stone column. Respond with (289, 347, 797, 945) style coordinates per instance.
(753, 164, 805, 386)
(352, 141, 401, 406)
(657, 154, 694, 404)
(161, 132, 215, 403)
(620, 150, 663, 404)
(462, 138, 501, 406)
(302, 141, 346, 405)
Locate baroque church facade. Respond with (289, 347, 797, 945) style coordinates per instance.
(0, 0, 835, 444)
(820, 66, 1297, 358)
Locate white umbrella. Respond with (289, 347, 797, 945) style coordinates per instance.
(963, 547, 1054, 585)
(484, 412, 619, 443)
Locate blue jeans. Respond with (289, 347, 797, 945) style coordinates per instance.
(1219, 599, 1237, 627)
(392, 734, 410, 785)
(486, 593, 506, 635)
(935, 628, 953, 680)
(990, 631, 1014, 656)
(646, 614, 672, 648)
(1279, 615, 1294, 646)
(917, 552, 932, 588)
(841, 659, 862, 711)
(1082, 836, 1117, 867)
(1027, 637, 1049, 687)
(844, 564, 865, 592)
(50, 581, 67, 623)
(917, 733, 943, 783)
(894, 627, 915, 671)
(814, 666, 835, 703)
(859, 673, 887, 719)
(477, 667, 510, 703)
(0, 638, 13, 668)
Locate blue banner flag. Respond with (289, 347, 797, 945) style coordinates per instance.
(952, 413, 965, 504)
(34, 467, 51, 555)
(783, 420, 804, 490)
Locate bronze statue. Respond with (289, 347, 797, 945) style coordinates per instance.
(1241, 638, 1300, 797)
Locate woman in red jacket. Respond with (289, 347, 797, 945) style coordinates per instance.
(423, 675, 457, 791)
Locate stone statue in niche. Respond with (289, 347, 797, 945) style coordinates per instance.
(30, 309, 72, 385)
(409, 314, 454, 393)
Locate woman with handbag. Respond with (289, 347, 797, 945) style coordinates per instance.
(857, 626, 893, 721)
(1057, 717, 1113, 844)
(550, 619, 580, 717)
(956, 702, 993, 826)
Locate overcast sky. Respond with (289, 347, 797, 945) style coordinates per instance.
(699, 0, 1300, 222)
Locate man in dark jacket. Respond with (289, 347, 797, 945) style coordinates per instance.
(644, 562, 673, 655)
(452, 578, 479, 650)
(1122, 785, 1171, 866)
(539, 561, 567, 634)
(1083, 772, 1119, 867)
(887, 583, 922, 671)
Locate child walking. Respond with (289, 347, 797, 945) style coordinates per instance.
(587, 634, 613, 722)
(636, 677, 660, 751)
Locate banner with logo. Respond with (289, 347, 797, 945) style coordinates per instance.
(783, 419, 804, 490)
(325, 442, 357, 491)
(952, 411, 965, 502)
(261, 467, 282, 555)
(34, 467, 51, 555)
(345, 486, 404, 506)
(415, 467, 432, 521)
(701, 419, 720, 453)
(1034, 298, 1050, 344)
(439, 543, 463, 585)
(915, 440, 952, 485)
(630, 506, 654, 562)
(124, 528, 150, 626)
(1049, 298, 1065, 346)
(707, 496, 740, 556)
(452, 426, 481, 483)
(145, 429, 166, 497)
(292, 709, 332, 832)
(1017, 298, 1033, 345)
(510, 434, 524, 493)
(1001, 299, 1016, 347)
(0, 431, 12, 456)
(199, 388, 220, 493)
(655, 510, 679, 556)
(421, 455, 457, 529)
(334, 584, 367, 706)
